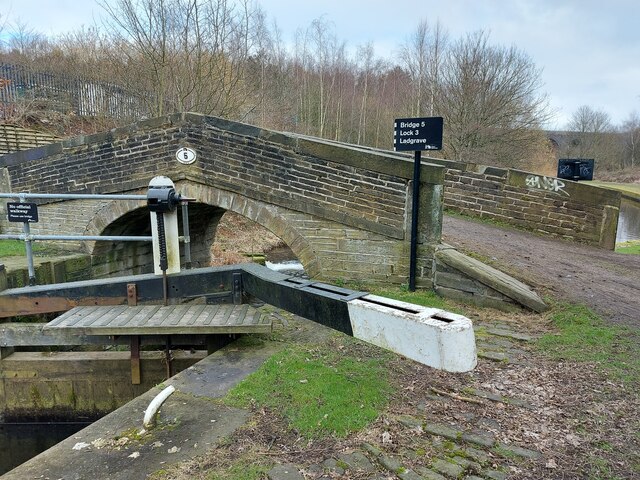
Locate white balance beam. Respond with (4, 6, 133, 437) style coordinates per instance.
(346, 294, 477, 372)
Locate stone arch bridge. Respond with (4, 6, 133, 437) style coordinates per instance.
(0, 113, 545, 311)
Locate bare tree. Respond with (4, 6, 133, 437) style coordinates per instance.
(4, 21, 50, 61)
(97, 0, 263, 118)
(356, 42, 374, 144)
(568, 105, 611, 134)
(400, 19, 447, 117)
(621, 111, 640, 169)
(436, 31, 550, 166)
(563, 105, 621, 169)
(292, 17, 348, 139)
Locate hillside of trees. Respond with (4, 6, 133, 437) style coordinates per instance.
(1, 0, 638, 177)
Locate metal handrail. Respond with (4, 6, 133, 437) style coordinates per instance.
(1, 191, 151, 285)
(0, 193, 147, 201)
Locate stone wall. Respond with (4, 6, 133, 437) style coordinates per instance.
(1, 351, 205, 419)
(0, 113, 445, 286)
(426, 158, 621, 249)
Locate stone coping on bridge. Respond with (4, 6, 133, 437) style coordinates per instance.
(0, 112, 445, 186)
(434, 245, 548, 313)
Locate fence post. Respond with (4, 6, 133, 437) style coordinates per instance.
(0, 263, 15, 359)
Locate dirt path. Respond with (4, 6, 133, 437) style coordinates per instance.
(442, 215, 640, 328)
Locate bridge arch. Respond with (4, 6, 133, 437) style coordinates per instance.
(83, 182, 320, 277)
(0, 113, 552, 311)
(1, 112, 445, 286)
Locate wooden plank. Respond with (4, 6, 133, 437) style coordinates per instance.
(129, 305, 162, 327)
(168, 306, 186, 326)
(42, 304, 272, 336)
(200, 304, 220, 326)
(113, 306, 141, 328)
(45, 306, 86, 327)
(79, 306, 115, 327)
(0, 296, 125, 319)
(144, 307, 164, 328)
(216, 305, 234, 326)
(92, 305, 128, 327)
(186, 305, 207, 326)
(131, 336, 141, 385)
(229, 305, 249, 325)
(253, 310, 266, 326)
(0, 324, 211, 347)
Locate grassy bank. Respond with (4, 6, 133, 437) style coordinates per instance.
(537, 303, 639, 388)
(0, 239, 35, 257)
(0, 239, 75, 258)
(616, 241, 640, 254)
(150, 288, 639, 480)
(224, 341, 392, 439)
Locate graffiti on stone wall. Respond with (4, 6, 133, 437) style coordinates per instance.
(525, 175, 569, 197)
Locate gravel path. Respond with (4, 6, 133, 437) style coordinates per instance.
(442, 215, 640, 328)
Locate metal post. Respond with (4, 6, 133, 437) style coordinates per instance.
(409, 150, 421, 292)
(22, 221, 36, 286)
(181, 201, 192, 269)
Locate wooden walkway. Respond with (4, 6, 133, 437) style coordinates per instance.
(44, 304, 272, 336)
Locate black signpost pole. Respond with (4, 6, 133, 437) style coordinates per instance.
(393, 116, 443, 291)
(409, 150, 421, 291)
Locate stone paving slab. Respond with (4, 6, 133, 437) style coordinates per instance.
(478, 351, 510, 362)
(432, 458, 466, 477)
(482, 469, 508, 480)
(267, 463, 304, 480)
(485, 328, 535, 342)
(416, 467, 448, 480)
(495, 443, 543, 460)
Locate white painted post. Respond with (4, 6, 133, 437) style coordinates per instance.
(148, 176, 181, 275)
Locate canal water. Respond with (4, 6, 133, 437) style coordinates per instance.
(617, 198, 640, 243)
(0, 421, 90, 474)
(265, 246, 306, 277)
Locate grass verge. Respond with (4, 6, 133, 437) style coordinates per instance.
(615, 241, 640, 255)
(206, 458, 271, 480)
(536, 304, 639, 388)
(223, 342, 392, 439)
(0, 239, 34, 256)
(372, 286, 460, 312)
(0, 239, 73, 257)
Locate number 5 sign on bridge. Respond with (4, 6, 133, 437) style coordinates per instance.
(176, 147, 197, 165)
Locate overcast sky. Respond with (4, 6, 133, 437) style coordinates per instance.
(3, 0, 639, 129)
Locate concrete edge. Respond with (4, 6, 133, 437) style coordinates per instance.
(435, 246, 548, 313)
(2, 339, 283, 479)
